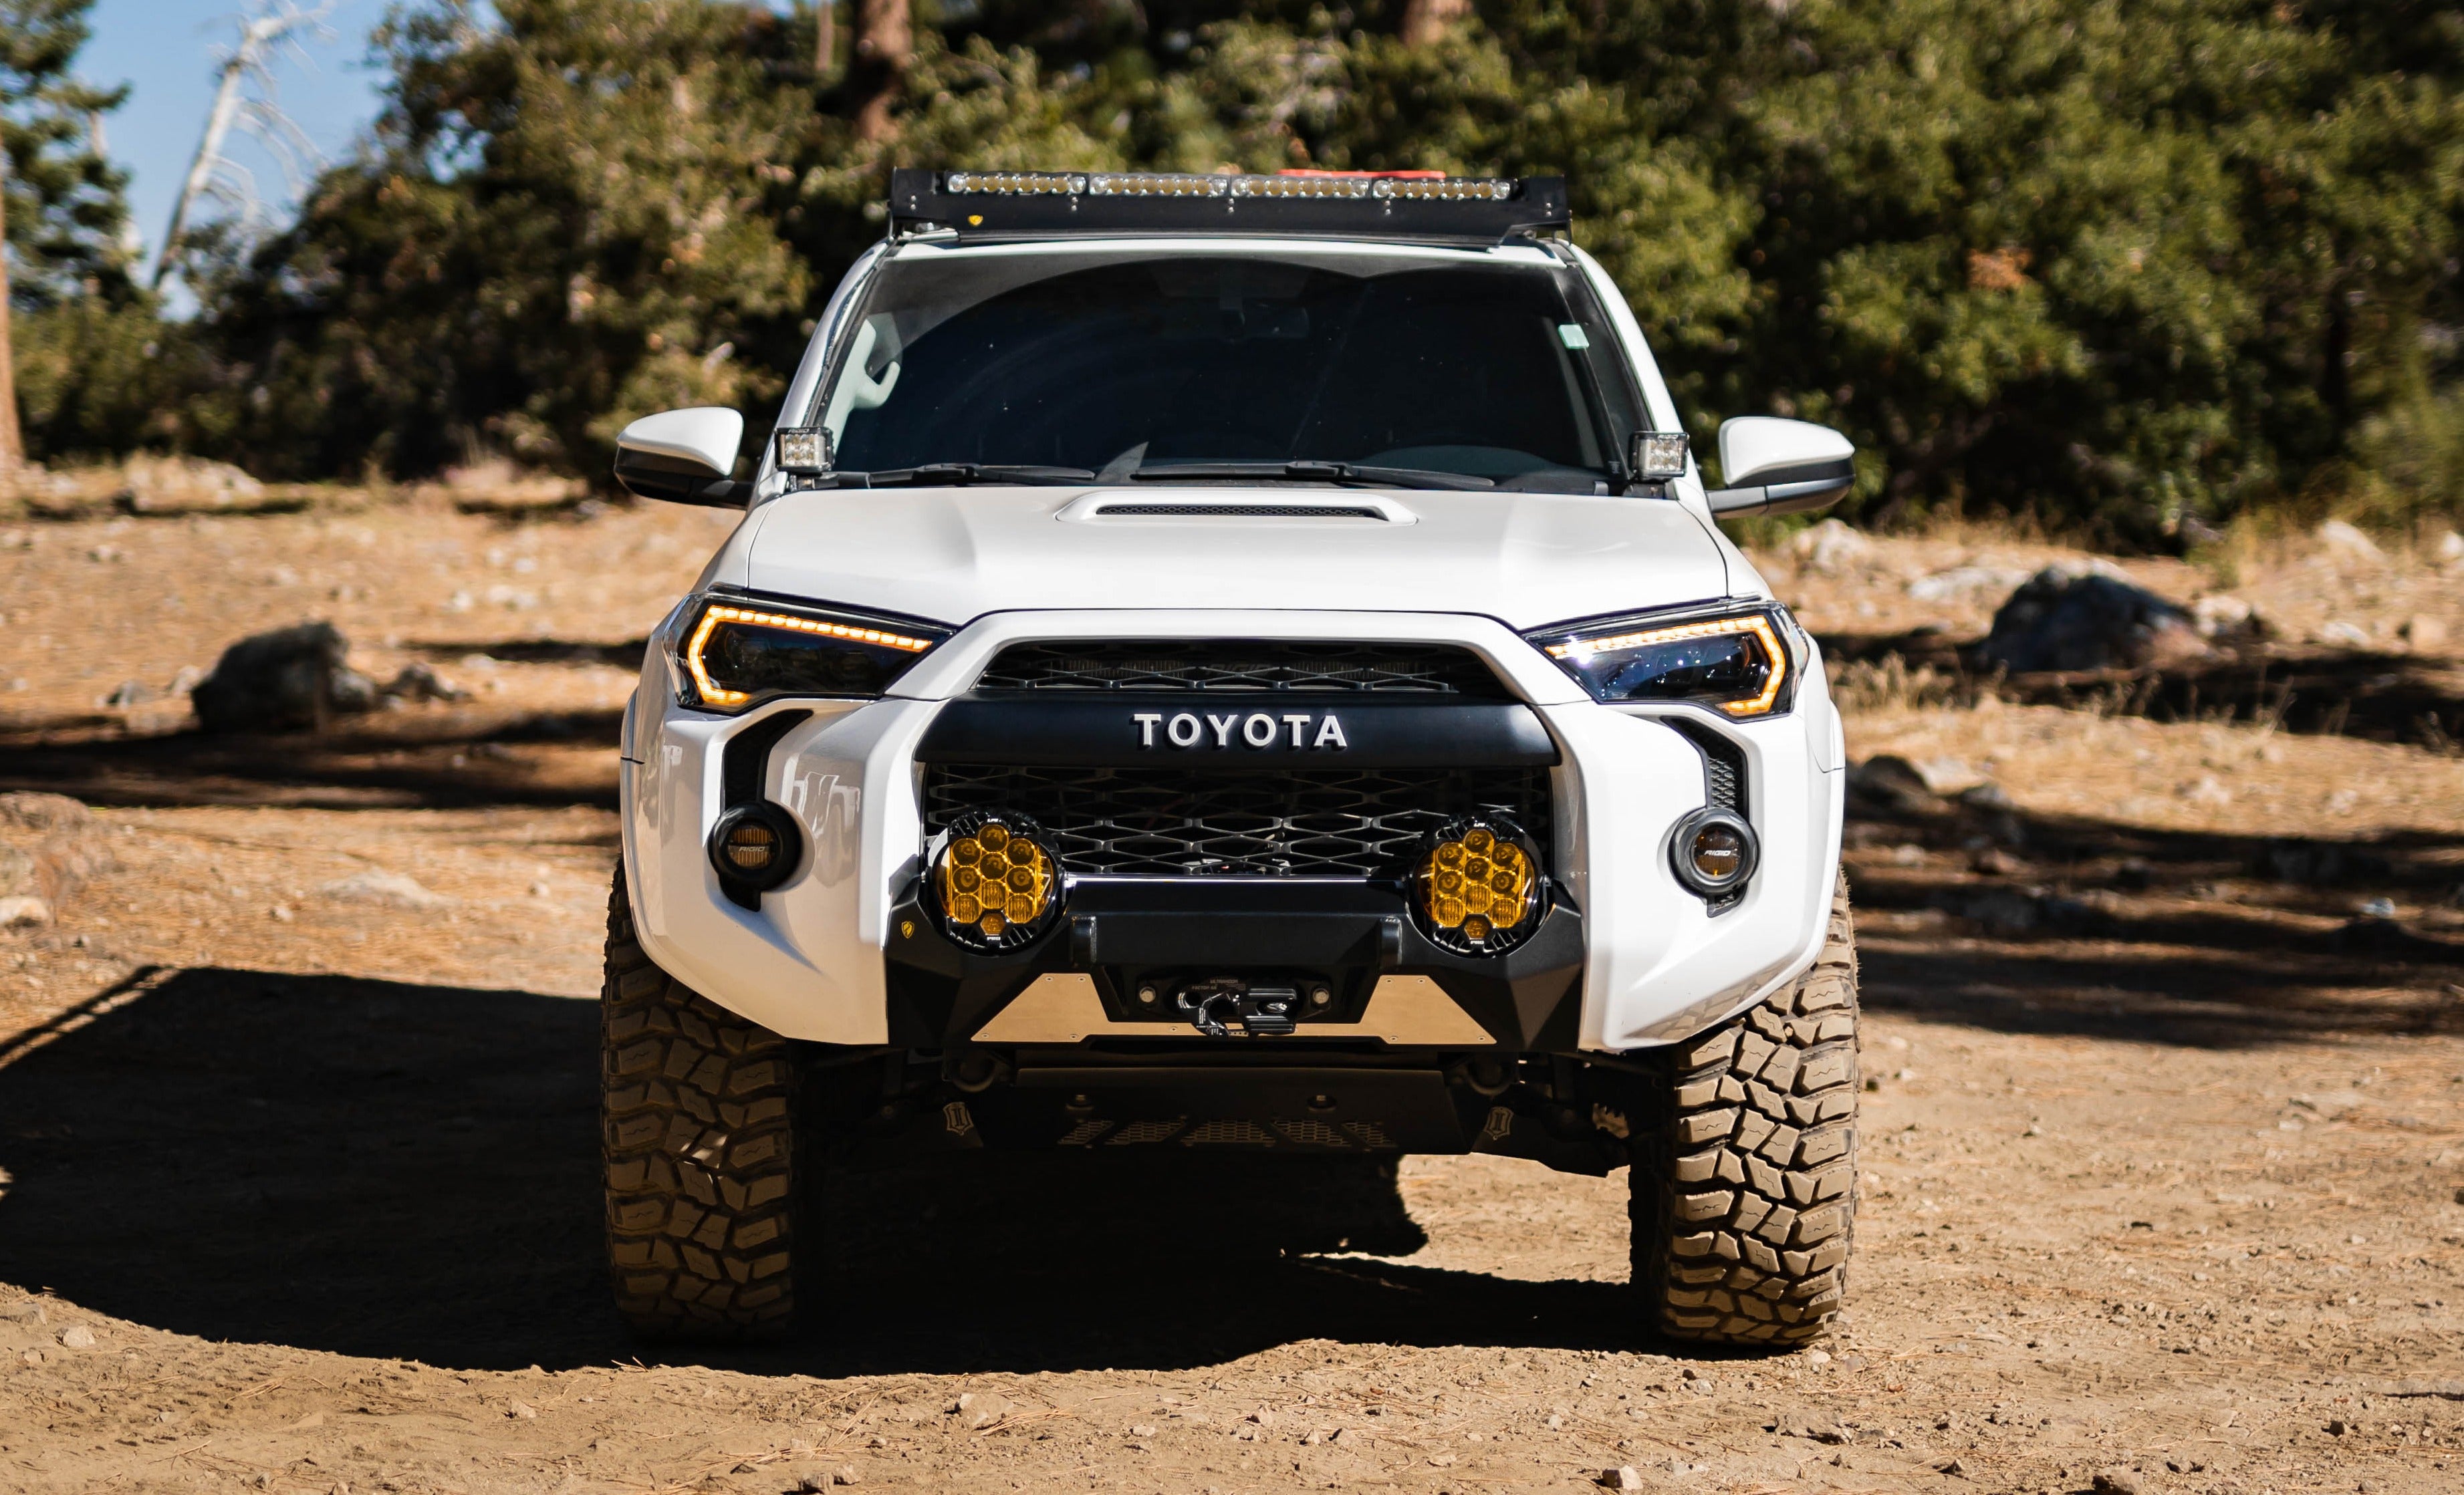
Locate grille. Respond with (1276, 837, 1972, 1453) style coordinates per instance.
(1181, 1120, 1279, 1147)
(1092, 503, 1386, 519)
(974, 640, 1508, 696)
(1274, 1121, 1358, 1148)
(922, 764, 1552, 876)
(1703, 742, 1745, 815)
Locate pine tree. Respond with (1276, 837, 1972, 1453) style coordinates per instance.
(0, 0, 134, 469)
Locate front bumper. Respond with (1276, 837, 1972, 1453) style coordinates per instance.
(884, 876, 1588, 1049)
(620, 608, 1844, 1053)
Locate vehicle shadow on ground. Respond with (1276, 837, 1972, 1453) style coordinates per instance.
(1820, 629, 2464, 752)
(0, 967, 1634, 1376)
(0, 707, 622, 810)
(1844, 775, 2464, 1047)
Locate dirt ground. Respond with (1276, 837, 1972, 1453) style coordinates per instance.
(3, 494, 2462, 1495)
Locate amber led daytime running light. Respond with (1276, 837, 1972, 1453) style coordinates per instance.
(684, 604, 935, 708)
(1546, 615, 1790, 716)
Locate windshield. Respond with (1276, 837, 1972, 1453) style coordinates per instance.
(809, 246, 1644, 489)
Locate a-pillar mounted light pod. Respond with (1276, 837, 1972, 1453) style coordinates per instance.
(773, 426, 833, 475)
(927, 811, 1063, 952)
(1410, 815, 1547, 956)
(1630, 430, 1690, 481)
(708, 802, 804, 893)
(1669, 807, 1758, 900)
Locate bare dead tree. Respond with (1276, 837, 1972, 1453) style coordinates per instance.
(850, 0, 911, 144)
(152, 1, 333, 291)
(1400, 0, 1472, 47)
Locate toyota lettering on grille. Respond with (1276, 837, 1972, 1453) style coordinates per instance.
(1133, 710, 1350, 750)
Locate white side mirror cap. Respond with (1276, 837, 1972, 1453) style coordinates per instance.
(612, 408, 749, 507)
(616, 407, 744, 478)
(1717, 416, 1854, 490)
(1706, 417, 1856, 519)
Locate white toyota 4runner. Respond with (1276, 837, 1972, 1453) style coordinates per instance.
(603, 170, 1862, 1347)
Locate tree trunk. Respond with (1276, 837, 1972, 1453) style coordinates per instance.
(850, 0, 911, 144)
(0, 159, 23, 475)
(2320, 281, 2352, 450)
(1400, 0, 1471, 47)
(814, 0, 834, 78)
(157, 13, 280, 291)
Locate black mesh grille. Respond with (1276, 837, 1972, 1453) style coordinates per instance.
(922, 764, 1552, 877)
(974, 640, 1509, 697)
(1703, 741, 1745, 815)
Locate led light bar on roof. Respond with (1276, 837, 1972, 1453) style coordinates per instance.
(1086, 172, 1227, 198)
(888, 167, 1568, 243)
(1234, 174, 1375, 199)
(945, 171, 1086, 195)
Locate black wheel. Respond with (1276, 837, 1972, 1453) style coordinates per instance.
(1630, 873, 1859, 1346)
(600, 867, 803, 1340)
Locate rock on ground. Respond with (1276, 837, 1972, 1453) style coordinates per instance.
(1975, 565, 2209, 673)
(316, 869, 453, 911)
(190, 622, 380, 734)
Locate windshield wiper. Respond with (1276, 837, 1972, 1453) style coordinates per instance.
(855, 463, 1097, 487)
(1128, 460, 1495, 492)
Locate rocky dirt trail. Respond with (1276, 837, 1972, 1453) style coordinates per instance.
(2, 500, 2462, 1494)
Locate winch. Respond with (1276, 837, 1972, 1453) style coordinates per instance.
(1174, 977, 1299, 1037)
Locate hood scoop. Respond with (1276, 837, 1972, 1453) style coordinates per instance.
(1058, 489, 1419, 525)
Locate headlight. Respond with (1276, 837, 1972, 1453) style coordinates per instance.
(928, 813, 1062, 950)
(1527, 605, 1799, 717)
(675, 597, 947, 712)
(1410, 816, 1546, 955)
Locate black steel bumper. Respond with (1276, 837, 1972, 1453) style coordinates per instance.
(883, 875, 1584, 1051)
(857, 877, 1638, 1170)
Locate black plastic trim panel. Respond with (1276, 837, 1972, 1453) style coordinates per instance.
(916, 698, 1557, 769)
(714, 708, 810, 910)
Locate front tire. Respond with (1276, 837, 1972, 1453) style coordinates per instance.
(601, 867, 802, 1341)
(1630, 873, 1859, 1346)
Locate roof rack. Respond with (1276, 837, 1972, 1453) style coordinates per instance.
(887, 168, 1569, 245)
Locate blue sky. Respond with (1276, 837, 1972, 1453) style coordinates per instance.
(82, 1, 388, 273)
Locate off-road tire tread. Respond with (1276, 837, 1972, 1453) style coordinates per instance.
(601, 868, 799, 1340)
(1632, 873, 1858, 1346)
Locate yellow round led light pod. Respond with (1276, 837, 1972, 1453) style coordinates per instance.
(929, 812, 1060, 951)
(1410, 815, 1544, 955)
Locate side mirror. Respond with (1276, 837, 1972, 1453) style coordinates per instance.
(612, 407, 750, 508)
(1703, 417, 1855, 519)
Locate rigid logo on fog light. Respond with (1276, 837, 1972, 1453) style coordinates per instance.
(1132, 710, 1349, 751)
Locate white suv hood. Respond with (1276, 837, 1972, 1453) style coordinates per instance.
(730, 485, 1735, 631)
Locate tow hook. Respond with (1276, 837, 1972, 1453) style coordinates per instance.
(1176, 978, 1299, 1037)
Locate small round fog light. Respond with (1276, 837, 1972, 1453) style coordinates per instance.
(1669, 808, 1757, 899)
(707, 804, 802, 892)
(721, 819, 780, 873)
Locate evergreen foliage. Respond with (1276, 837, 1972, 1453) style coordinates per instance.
(0, 0, 131, 299)
(13, 0, 2464, 537)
